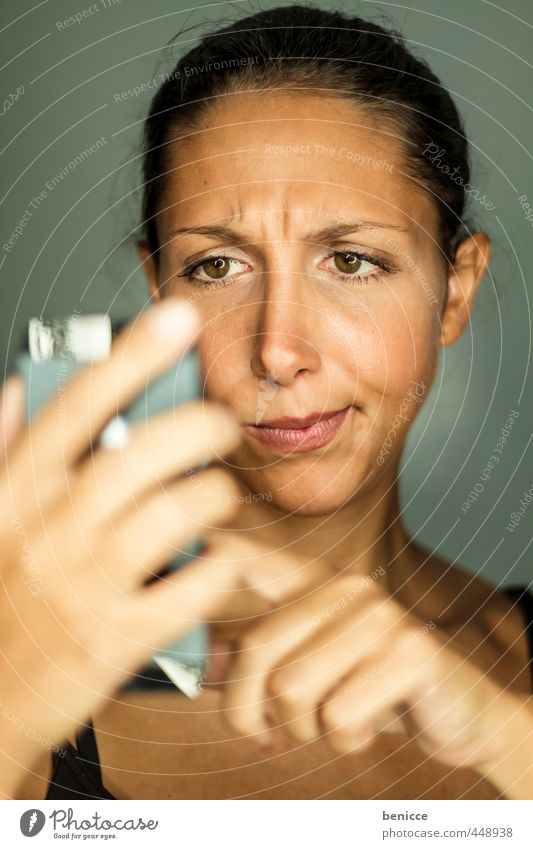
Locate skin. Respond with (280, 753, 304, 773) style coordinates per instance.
(0, 303, 247, 797)
(6, 91, 533, 800)
(138, 90, 493, 621)
(137, 91, 531, 792)
(141, 91, 488, 565)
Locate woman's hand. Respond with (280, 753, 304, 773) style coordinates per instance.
(0, 300, 244, 796)
(204, 532, 519, 777)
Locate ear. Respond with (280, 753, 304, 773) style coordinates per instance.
(440, 232, 491, 347)
(137, 240, 161, 302)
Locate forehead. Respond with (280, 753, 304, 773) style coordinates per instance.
(158, 91, 439, 244)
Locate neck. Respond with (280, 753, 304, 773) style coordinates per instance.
(221, 462, 415, 587)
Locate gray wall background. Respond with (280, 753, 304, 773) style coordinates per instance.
(1, 0, 532, 585)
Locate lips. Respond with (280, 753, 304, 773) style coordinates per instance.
(254, 408, 347, 429)
(244, 405, 352, 453)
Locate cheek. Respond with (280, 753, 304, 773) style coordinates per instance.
(195, 322, 247, 405)
(338, 288, 440, 402)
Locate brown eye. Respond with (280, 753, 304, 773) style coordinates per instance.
(202, 257, 231, 279)
(334, 252, 363, 274)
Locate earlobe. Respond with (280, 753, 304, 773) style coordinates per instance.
(440, 232, 491, 347)
(137, 240, 161, 302)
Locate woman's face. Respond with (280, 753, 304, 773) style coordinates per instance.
(144, 91, 449, 515)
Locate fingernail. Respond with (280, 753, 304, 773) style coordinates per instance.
(152, 299, 200, 338)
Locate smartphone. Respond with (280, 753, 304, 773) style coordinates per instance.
(16, 313, 208, 697)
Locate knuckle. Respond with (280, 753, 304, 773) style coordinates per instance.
(394, 625, 425, 656)
(321, 700, 349, 735)
(290, 725, 315, 744)
(328, 724, 358, 753)
(229, 715, 262, 739)
(239, 628, 267, 655)
(334, 573, 368, 602)
(386, 596, 408, 620)
(370, 596, 400, 625)
(267, 670, 299, 704)
(221, 700, 260, 737)
(349, 573, 372, 595)
(357, 599, 390, 632)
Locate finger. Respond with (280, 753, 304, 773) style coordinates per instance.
(117, 535, 252, 649)
(267, 600, 399, 743)
(71, 402, 241, 524)
(374, 705, 408, 736)
(15, 299, 203, 470)
(90, 467, 242, 591)
(53, 540, 248, 699)
(223, 588, 393, 744)
(0, 375, 25, 461)
(203, 637, 235, 687)
(319, 640, 430, 753)
(203, 530, 343, 605)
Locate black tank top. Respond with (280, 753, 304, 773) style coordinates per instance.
(45, 584, 533, 800)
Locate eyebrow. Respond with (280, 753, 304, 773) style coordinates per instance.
(167, 220, 407, 244)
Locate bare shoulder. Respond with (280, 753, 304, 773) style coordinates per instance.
(397, 543, 529, 653)
(386, 541, 530, 694)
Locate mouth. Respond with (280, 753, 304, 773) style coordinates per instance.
(244, 405, 354, 453)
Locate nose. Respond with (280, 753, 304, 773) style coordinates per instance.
(250, 270, 322, 386)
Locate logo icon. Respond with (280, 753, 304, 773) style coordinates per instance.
(20, 809, 46, 837)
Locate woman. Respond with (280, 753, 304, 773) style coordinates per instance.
(4, 4, 533, 800)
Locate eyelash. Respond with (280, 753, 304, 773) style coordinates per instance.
(178, 249, 396, 288)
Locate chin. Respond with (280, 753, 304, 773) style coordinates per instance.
(275, 497, 347, 517)
(236, 465, 368, 516)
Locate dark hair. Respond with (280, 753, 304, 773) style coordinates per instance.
(141, 3, 471, 267)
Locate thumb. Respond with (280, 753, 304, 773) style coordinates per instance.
(0, 375, 25, 461)
(134, 531, 338, 651)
